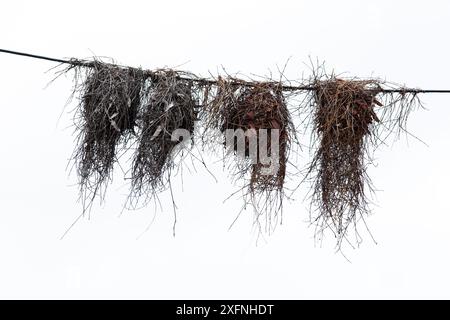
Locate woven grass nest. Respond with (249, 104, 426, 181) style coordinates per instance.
(205, 79, 295, 232)
(306, 72, 422, 248)
(129, 70, 199, 207)
(67, 60, 145, 208)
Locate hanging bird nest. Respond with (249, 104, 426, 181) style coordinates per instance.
(306, 69, 423, 248)
(129, 70, 199, 206)
(55, 55, 425, 245)
(67, 60, 145, 209)
(205, 78, 294, 231)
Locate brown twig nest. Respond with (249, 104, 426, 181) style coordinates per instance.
(206, 78, 294, 231)
(129, 70, 199, 206)
(67, 60, 145, 209)
(306, 69, 422, 248)
(311, 79, 380, 239)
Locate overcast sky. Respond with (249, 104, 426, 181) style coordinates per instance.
(1, 0, 450, 299)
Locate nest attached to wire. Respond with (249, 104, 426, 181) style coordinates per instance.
(307, 72, 422, 247)
(129, 70, 199, 206)
(68, 60, 145, 208)
(206, 79, 294, 231)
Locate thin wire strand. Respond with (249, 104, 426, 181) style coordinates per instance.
(2, 48, 450, 94)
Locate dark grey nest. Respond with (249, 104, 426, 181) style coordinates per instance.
(129, 70, 199, 206)
(68, 60, 145, 208)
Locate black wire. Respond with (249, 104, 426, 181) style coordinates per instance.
(2, 48, 450, 94)
(0, 48, 75, 65)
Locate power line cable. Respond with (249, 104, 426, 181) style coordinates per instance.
(2, 48, 450, 94)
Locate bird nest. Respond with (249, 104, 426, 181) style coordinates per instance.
(129, 70, 199, 206)
(66, 60, 145, 209)
(205, 79, 294, 232)
(306, 72, 422, 248)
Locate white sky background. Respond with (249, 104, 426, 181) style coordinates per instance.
(1, 0, 450, 299)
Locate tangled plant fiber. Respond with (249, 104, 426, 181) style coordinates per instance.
(67, 60, 145, 209)
(306, 69, 422, 247)
(129, 70, 199, 206)
(206, 79, 295, 231)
